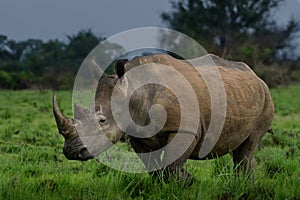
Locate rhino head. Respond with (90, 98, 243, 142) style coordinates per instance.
(53, 59, 128, 161)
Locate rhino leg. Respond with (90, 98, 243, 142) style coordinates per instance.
(130, 138, 162, 172)
(160, 132, 198, 184)
(232, 137, 258, 175)
(130, 140, 165, 182)
(232, 98, 273, 175)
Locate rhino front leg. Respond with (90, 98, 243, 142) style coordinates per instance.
(130, 138, 162, 172)
(161, 132, 198, 184)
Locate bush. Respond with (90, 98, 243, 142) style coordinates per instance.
(255, 64, 290, 87)
(0, 70, 13, 88)
(290, 70, 300, 82)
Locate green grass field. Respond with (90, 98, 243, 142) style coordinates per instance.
(0, 86, 299, 200)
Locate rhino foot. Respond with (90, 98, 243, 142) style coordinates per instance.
(149, 168, 194, 186)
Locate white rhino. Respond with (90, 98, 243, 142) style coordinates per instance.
(53, 54, 274, 181)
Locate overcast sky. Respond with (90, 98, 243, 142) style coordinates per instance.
(0, 0, 300, 42)
(0, 0, 170, 41)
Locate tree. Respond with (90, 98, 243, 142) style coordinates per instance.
(0, 35, 10, 61)
(0, 29, 107, 89)
(66, 29, 104, 60)
(162, 0, 299, 66)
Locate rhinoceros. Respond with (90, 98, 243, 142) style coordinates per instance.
(53, 53, 274, 180)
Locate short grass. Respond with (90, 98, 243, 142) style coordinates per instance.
(0, 86, 299, 200)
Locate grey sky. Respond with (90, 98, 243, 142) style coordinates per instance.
(0, 0, 299, 42)
(0, 0, 170, 41)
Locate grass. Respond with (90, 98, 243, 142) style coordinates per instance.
(0, 85, 299, 199)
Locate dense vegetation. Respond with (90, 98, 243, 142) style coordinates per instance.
(0, 86, 299, 199)
(0, 29, 104, 90)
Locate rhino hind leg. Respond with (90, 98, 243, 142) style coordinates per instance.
(232, 124, 268, 175)
(232, 98, 273, 175)
(232, 137, 258, 175)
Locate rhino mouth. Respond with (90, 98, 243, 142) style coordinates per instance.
(63, 142, 94, 161)
(52, 95, 96, 161)
(78, 147, 94, 160)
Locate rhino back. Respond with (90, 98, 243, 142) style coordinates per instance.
(199, 66, 270, 158)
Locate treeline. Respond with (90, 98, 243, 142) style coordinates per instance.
(162, 0, 300, 86)
(0, 29, 104, 90)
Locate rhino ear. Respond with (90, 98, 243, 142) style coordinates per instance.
(115, 75, 129, 98)
(115, 59, 128, 78)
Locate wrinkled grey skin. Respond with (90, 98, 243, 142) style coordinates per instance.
(53, 54, 274, 181)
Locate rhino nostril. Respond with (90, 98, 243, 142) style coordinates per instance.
(99, 115, 107, 125)
(78, 147, 87, 158)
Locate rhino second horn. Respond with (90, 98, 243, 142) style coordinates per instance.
(74, 103, 89, 120)
(52, 95, 77, 140)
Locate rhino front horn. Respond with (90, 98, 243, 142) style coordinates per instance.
(52, 95, 77, 140)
